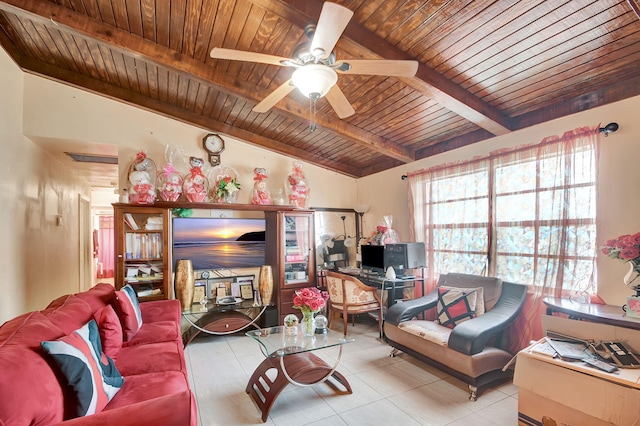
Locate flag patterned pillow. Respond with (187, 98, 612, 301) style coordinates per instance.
(436, 287, 478, 329)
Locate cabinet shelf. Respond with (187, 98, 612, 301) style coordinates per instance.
(115, 204, 315, 324)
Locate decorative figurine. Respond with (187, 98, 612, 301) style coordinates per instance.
(157, 162, 183, 202)
(285, 161, 309, 208)
(183, 157, 208, 202)
(251, 168, 272, 205)
(128, 151, 156, 205)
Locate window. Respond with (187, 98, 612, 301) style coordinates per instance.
(409, 127, 599, 295)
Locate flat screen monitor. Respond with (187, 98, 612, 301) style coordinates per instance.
(172, 217, 266, 270)
(360, 244, 385, 274)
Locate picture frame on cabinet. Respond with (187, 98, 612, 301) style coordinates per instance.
(194, 281, 206, 303)
(240, 283, 254, 300)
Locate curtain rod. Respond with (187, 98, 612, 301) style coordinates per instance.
(400, 122, 619, 180)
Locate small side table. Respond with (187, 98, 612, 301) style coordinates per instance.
(543, 297, 640, 331)
(246, 326, 354, 422)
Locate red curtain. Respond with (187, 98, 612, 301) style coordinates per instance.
(407, 126, 601, 351)
(97, 215, 115, 279)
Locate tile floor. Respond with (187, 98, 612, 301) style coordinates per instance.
(184, 320, 519, 425)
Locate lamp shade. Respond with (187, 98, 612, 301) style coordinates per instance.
(291, 64, 338, 99)
(353, 204, 370, 214)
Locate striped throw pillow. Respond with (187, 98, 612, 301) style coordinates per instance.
(115, 284, 143, 340)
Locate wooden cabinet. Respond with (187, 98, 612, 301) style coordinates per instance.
(113, 204, 171, 301)
(265, 211, 315, 324)
(113, 202, 313, 316)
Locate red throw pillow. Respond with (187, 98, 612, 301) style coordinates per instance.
(436, 287, 478, 329)
(95, 305, 123, 359)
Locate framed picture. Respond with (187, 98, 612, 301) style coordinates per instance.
(194, 280, 206, 303)
(240, 283, 254, 300)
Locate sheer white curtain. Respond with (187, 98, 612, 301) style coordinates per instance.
(407, 126, 601, 349)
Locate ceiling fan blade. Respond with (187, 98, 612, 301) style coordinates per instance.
(253, 80, 296, 113)
(210, 47, 290, 66)
(310, 2, 354, 59)
(337, 60, 419, 77)
(325, 85, 355, 119)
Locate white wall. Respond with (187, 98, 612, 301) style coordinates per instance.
(359, 96, 640, 306)
(22, 76, 358, 209)
(0, 49, 91, 322)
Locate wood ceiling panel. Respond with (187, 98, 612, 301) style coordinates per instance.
(416, 1, 519, 69)
(110, 0, 130, 32)
(488, 32, 640, 113)
(95, 0, 116, 27)
(460, 3, 636, 97)
(432, 0, 551, 76)
(2, 0, 640, 178)
(169, 0, 187, 52)
(456, 0, 630, 94)
(154, 0, 170, 46)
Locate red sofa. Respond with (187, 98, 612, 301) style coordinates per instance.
(0, 283, 197, 425)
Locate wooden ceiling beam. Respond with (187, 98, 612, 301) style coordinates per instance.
(13, 53, 361, 177)
(0, 0, 414, 164)
(249, 0, 513, 136)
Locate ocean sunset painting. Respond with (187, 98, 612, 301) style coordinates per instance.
(173, 218, 266, 270)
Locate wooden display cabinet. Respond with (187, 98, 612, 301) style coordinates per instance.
(113, 204, 171, 301)
(265, 211, 315, 324)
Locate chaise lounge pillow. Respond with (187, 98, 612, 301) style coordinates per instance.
(436, 287, 478, 329)
(41, 319, 124, 417)
(114, 285, 143, 341)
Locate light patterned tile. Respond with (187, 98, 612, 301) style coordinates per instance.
(184, 322, 520, 426)
(268, 386, 337, 426)
(338, 400, 422, 426)
(314, 374, 384, 413)
(388, 384, 473, 426)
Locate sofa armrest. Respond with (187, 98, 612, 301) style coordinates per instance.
(448, 281, 527, 355)
(56, 391, 197, 426)
(385, 292, 439, 326)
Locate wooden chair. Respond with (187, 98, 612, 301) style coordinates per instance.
(325, 271, 383, 336)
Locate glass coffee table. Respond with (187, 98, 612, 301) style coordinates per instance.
(181, 300, 269, 346)
(246, 326, 354, 422)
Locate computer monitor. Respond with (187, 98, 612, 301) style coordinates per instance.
(384, 242, 426, 275)
(360, 245, 385, 274)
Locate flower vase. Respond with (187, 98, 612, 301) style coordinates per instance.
(623, 262, 640, 296)
(175, 259, 194, 311)
(258, 265, 273, 305)
(301, 311, 316, 336)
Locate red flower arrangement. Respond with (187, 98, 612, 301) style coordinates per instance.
(292, 287, 328, 314)
(601, 232, 640, 264)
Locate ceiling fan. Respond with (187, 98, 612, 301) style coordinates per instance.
(210, 2, 419, 122)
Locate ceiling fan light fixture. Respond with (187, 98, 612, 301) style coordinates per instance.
(291, 64, 337, 99)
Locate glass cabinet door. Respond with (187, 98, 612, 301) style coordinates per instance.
(283, 214, 311, 285)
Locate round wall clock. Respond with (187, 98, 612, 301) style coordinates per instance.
(203, 133, 225, 166)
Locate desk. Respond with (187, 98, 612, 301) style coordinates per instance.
(543, 297, 640, 331)
(348, 273, 425, 308)
(246, 326, 353, 422)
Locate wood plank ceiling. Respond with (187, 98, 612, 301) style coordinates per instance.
(1, 0, 639, 178)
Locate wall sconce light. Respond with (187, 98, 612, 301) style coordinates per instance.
(599, 122, 619, 137)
